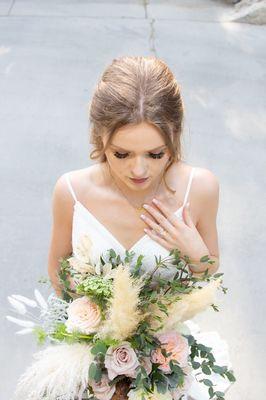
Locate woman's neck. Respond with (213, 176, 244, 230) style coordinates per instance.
(100, 161, 166, 204)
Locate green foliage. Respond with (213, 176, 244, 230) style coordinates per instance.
(76, 275, 113, 308)
(89, 362, 102, 383)
(31, 246, 235, 399)
(187, 333, 236, 399)
(32, 326, 47, 345)
(132, 254, 145, 277)
(211, 303, 220, 312)
(57, 256, 73, 302)
(50, 323, 94, 344)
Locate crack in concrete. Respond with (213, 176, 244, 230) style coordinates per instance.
(142, 0, 158, 56)
(7, 0, 16, 15)
(143, 0, 149, 19)
(149, 18, 157, 56)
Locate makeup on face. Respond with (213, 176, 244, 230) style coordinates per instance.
(102, 122, 171, 192)
(110, 144, 168, 160)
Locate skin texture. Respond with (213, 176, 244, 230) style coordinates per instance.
(48, 122, 220, 296)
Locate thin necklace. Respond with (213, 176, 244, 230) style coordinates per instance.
(107, 164, 164, 214)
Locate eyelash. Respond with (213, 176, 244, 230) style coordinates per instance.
(113, 151, 165, 160)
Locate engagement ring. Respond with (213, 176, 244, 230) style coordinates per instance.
(158, 226, 166, 236)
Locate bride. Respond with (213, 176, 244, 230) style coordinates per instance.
(47, 56, 227, 400)
(48, 56, 220, 297)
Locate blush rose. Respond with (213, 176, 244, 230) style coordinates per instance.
(105, 341, 140, 380)
(65, 296, 101, 334)
(89, 373, 116, 400)
(151, 331, 190, 373)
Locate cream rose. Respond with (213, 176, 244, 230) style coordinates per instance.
(65, 296, 101, 334)
(151, 331, 190, 373)
(104, 341, 140, 380)
(90, 373, 116, 400)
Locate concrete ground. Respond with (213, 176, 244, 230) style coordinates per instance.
(1, 1, 265, 399)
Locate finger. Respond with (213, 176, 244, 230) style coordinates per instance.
(140, 214, 170, 238)
(151, 198, 182, 227)
(142, 204, 176, 236)
(144, 228, 172, 251)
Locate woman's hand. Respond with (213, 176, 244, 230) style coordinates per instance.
(140, 198, 210, 262)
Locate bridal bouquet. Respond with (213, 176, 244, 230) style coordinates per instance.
(7, 234, 236, 400)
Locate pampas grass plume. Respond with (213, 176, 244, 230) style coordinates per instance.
(149, 278, 223, 333)
(13, 343, 94, 400)
(180, 277, 222, 321)
(97, 264, 145, 341)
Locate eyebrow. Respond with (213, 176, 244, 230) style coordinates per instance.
(110, 144, 167, 152)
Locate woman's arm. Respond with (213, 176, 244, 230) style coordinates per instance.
(189, 169, 220, 277)
(47, 174, 73, 298)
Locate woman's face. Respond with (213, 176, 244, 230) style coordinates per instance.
(102, 121, 171, 192)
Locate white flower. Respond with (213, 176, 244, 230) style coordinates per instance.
(11, 294, 37, 308)
(95, 262, 116, 279)
(7, 296, 27, 315)
(6, 316, 35, 328)
(68, 257, 95, 275)
(34, 289, 47, 310)
(69, 234, 96, 275)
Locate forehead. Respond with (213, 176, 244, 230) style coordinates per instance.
(109, 122, 166, 152)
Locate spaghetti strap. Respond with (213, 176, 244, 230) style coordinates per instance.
(183, 167, 195, 206)
(65, 173, 78, 203)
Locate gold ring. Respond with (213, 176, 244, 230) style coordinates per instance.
(158, 226, 166, 236)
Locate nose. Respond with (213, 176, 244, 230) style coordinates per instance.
(131, 156, 148, 178)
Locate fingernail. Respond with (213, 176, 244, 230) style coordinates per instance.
(152, 198, 159, 204)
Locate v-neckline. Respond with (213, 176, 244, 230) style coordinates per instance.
(74, 200, 184, 253)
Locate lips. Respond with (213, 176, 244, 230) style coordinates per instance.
(130, 177, 148, 183)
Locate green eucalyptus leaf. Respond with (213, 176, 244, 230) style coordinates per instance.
(202, 379, 213, 387)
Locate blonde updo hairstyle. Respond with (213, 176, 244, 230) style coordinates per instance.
(88, 56, 185, 194)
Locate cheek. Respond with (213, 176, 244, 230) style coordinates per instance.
(105, 153, 125, 175)
(153, 158, 169, 171)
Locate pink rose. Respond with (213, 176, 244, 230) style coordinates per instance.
(105, 342, 140, 380)
(171, 365, 194, 399)
(66, 296, 101, 334)
(90, 373, 116, 400)
(151, 331, 190, 374)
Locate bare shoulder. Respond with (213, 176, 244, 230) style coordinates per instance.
(53, 166, 94, 199)
(191, 166, 220, 232)
(193, 166, 220, 201)
(51, 165, 98, 215)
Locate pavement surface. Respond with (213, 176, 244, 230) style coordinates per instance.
(1, 1, 265, 399)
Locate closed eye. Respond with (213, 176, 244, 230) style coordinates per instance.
(149, 151, 165, 159)
(113, 151, 165, 159)
(113, 151, 128, 159)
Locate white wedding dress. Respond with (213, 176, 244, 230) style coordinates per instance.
(65, 168, 234, 400)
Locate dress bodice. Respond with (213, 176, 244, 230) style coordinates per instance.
(65, 167, 195, 277)
(64, 167, 234, 399)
